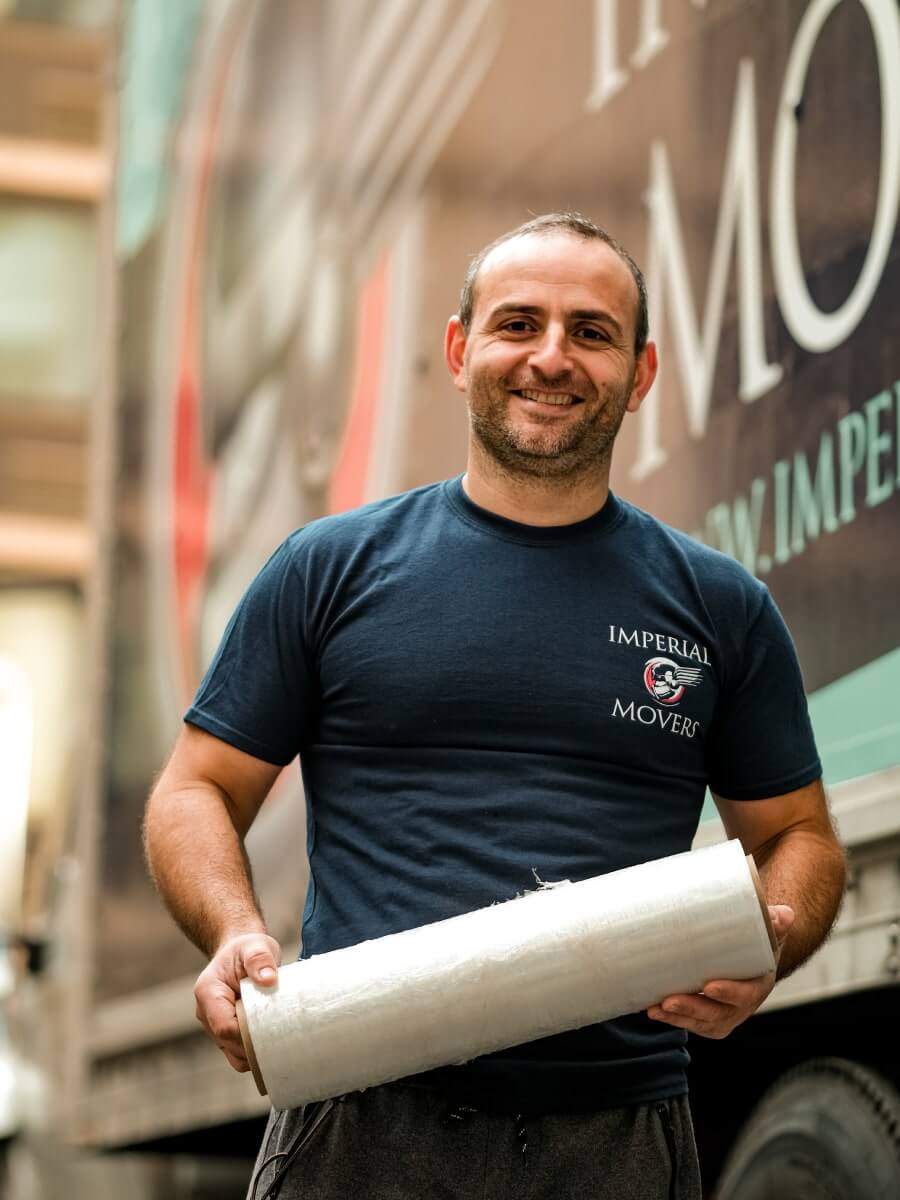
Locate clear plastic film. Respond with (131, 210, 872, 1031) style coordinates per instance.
(238, 839, 776, 1109)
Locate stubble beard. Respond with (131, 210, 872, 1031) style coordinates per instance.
(467, 370, 634, 482)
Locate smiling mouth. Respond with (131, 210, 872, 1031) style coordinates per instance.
(512, 388, 582, 406)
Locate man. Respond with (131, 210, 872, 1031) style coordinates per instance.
(144, 213, 845, 1199)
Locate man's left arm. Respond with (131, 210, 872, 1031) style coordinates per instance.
(647, 779, 846, 1039)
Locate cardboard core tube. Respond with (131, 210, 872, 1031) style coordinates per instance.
(746, 853, 778, 954)
(236, 997, 267, 1096)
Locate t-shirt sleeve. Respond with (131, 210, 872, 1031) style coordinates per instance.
(705, 587, 822, 800)
(184, 537, 315, 765)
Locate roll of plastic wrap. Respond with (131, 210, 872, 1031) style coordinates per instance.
(237, 839, 776, 1109)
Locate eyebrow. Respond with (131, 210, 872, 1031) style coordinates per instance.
(486, 302, 625, 338)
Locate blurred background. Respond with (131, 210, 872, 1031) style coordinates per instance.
(0, 1, 898, 1196)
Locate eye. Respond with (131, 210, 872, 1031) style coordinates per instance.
(574, 325, 609, 342)
(499, 318, 536, 334)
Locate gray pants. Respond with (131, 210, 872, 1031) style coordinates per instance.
(246, 1085, 702, 1200)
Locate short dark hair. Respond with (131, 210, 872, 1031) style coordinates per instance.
(458, 212, 649, 355)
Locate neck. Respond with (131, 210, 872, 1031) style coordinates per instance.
(463, 443, 612, 526)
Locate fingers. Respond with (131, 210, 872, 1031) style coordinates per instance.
(221, 1047, 250, 1073)
(193, 932, 283, 1072)
(647, 972, 777, 1039)
(194, 973, 248, 1066)
(647, 993, 734, 1038)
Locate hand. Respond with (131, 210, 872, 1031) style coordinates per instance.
(646, 905, 794, 1040)
(193, 932, 282, 1071)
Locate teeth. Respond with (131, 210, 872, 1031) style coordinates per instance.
(520, 389, 575, 405)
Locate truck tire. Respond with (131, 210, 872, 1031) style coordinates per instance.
(714, 1057, 900, 1200)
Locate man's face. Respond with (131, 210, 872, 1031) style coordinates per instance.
(445, 232, 656, 480)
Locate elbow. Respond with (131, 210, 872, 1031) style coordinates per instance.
(142, 782, 167, 884)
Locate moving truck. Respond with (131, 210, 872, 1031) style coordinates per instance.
(33, 1, 900, 1195)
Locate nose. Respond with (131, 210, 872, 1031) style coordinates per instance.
(527, 323, 572, 377)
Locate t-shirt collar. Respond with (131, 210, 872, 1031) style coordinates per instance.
(442, 474, 624, 546)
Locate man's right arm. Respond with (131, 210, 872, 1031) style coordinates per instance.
(143, 723, 284, 1071)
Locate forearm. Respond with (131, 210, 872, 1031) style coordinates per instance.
(755, 824, 846, 978)
(144, 782, 267, 958)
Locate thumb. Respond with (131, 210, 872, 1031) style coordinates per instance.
(240, 936, 281, 988)
(768, 904, 795, 948)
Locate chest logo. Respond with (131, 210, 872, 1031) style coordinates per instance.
(643, 657, 703, 706)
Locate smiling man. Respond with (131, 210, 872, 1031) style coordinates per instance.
(448, 220, 656, 519)
(144, 213, 845, 1200)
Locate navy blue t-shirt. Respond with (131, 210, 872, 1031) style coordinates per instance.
(186, 477, 821, 1113)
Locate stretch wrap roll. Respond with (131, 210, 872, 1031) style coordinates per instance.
(237, 839, 776, 1109)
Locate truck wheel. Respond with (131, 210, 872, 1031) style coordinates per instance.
(714, 1057, 900, 1200)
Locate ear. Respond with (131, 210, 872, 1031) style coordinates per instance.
(626, 341, 658, 413)
(444, 315, 469, 393)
